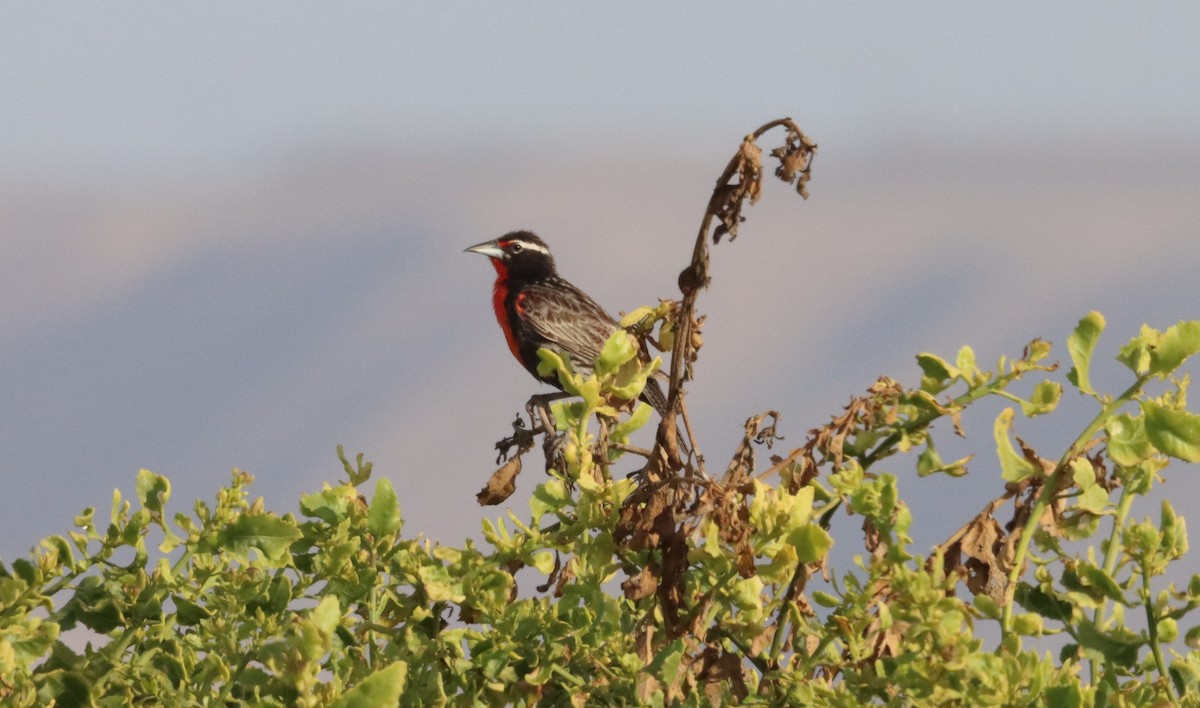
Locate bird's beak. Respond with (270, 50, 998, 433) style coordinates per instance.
(465, 240, 504, 259)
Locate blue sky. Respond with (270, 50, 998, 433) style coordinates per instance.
(1, 5, 1198, 578)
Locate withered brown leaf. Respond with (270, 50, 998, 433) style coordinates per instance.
(476, 456, 521, 506)
(622, 564, 659, 601)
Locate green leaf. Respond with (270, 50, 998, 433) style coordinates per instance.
(610, 403, 652, 444)
(1106, 413, 1154, 466)
(1186, 625, 1200, 650)
(1012, 613, 1044, 636)
(788, 523, 834, 564)
(337, 444, 373, 486)
(529, 479, 569, 522)
(812, 591, 840, 608)
(1044, 683, 1085, 708)
(1063, 560, 1125, 605)
(368, 477, 403, 538)
(1116, 324, 1156, 375)
(1149, 320, 1200, 377)
(1025, 338, 1053, 364)
(110, 487, 127, 528)
(418, 565, 465, 603)
(916, 443, 971, 478)
(1116, 321, 1200, 379)
(1075, 621, 1142, 668)
(730, 576, 765, 614)
(575, 375, 601, 410)
(1122, 520, 1161, 559)
(956, 345, 978, 382)
(549, 400, 586, 432)
(596, 330, 638, 377)
(300, 485, 355, 524)
(173, 596, 211, 626)
(5, 616, 60, 664)
(1070, 459, 1108, 514)
(1022, 380, 1062, 417)
(1142, 401, 1200, 462)
(974, 595, 1001, 620)
(646, 640, 686, 688)
(1014, 584, 1073, 622)
(311, 595, 341, 636)
(916, 352, 957, 392)
(1066, 311, 1105, 395)
(1158, 617, 1178, 644)
(618, 306, 656, 329)
(35, 669, 92, 706)
(530, 551, 557, 575)
(39, 535, 74, 570)
(1172, 652, 1200, 697)
(536, 348, 581, 396)
(1159, 500, 1188, 561)
(331, 662, 408, 708)
(607, 357, 660, 403)
(135, 469, 171, 513)
(218, 514, 302, 566)
(994, 408, 1041, 482)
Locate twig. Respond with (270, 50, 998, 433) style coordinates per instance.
(655, 118, 816, 473)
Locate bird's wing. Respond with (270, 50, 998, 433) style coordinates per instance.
(519, 278, 618, 370)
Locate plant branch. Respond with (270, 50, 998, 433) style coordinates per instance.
(655, 118, 816, 474)
(1144, 562, 1176, 701)
(1000, 375, 1150, 634)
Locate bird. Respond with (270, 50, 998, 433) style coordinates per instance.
(465, 230, 672, 417)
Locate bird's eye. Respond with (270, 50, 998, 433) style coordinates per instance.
(510, 243, 524, 254)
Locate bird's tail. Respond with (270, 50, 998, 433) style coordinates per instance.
(641, 373, 670, 416)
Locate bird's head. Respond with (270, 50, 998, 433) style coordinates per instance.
(465, 230, 556, 279)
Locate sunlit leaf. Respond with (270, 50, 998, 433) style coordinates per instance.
(1075, 621, 1142, 668)
(1012, 613, 1044, 636)
(135, 469, 171, 513)
(957, 346, 978, 382)
(618, 306, 656, 329)
(647, 640, 686, 688)
(916, 352, 957, 392)
(300, 485, 355, 524)
(530, 551, 556, 575)
(1022, 380, 1062, 416)
(1070, 459, 1108, 514)
(331, 662, 408, 708)
(812, 591, 840, 608)
(418, 565, 464, 603)
(218, 514, 302, 567)
(596, 330, 638, 377)
(1116, 324, 1157, 375)
(788, 523, 833, 564)
(1066, 311, 1104, 395)
(610, 403, 652, 443)
(368, 477, 403, 537)
(917, 444, 971, 478)
(1187, 625, 1200, 650)
(994, 408, 1041, 482)
(1143, 401, 1200, 462)
(1149, 320, 1200, 377)
(1106, 413, 1154, 466)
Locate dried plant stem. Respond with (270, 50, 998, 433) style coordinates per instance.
(658, 118, 816, 475)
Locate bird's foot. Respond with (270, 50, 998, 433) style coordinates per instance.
(525, 392, 570, 438)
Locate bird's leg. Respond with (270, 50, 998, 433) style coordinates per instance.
(525, 392, 572, 474)
(525, 392, 570, 436)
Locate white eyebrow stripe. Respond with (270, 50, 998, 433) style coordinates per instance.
(510, 239, 550, 255)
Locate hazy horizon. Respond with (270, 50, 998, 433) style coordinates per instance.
(2, 5, 1197, 570)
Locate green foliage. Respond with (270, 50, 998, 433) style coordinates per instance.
(2, 313, 1199, 705)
